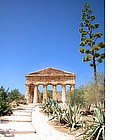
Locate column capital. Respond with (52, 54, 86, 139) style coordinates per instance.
(61, 84, 66, 87)
(34, 83, 38, 86)
(43, 84, 48, 87)
(70, 84, 75, 91)
(53, 84, 57, 86)
(70, 84, 75, 86)
(25, 84, 30, 86)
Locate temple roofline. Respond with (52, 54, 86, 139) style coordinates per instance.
(25, 67, 76, 77)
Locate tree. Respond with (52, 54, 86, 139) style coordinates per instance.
(8, 89, 26, 105)
(67, 88, 85, 107)
(82, 72, 105, 111)
(67, 72, 105, 113)
(47, 90, 53, 99)
(0, 86, 12, 116)
(79, 3, 105, 81)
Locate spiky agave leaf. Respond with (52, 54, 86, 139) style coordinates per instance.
(77, 107, 105, 140)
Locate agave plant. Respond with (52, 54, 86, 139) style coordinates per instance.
(77, 107, 105, 140)
(63, 104, 82, 130)
(51, 104, 66, 124)
(40, 100, 83, 129)
(40, 99, 65, 123)
(40, 99, 56, 115)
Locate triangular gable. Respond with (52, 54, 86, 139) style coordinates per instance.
(26, 67, 75, 76)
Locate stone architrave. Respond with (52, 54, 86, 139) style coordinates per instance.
(25, 67, 76, 104)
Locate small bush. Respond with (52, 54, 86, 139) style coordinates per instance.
(8, 89, 26, 105)
(67, 88, 85, 107)
(0, 86, 12, 116)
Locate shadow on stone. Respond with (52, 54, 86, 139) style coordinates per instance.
(0, 128, 15, 137)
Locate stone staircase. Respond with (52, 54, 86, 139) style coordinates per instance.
(0, 104, 76, 140)
(0, 104, 40, 139)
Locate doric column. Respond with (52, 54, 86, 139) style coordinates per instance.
(52, 84, 57, 101)
(25, 84, 30, 103)
(30, 94, 33, 103)
(30, 85, 34, 103)
(28, 94, 31, 103)
(33, 84, 38, 104)
(43, 85, 47, 101)
(62, 84, 66, 104)
(37, 89, 40, 102)
(70, 84, 75, 91)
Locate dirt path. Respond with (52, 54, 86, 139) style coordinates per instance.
(0, 104, 75, 140)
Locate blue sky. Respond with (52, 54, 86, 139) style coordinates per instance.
(0, 0, 105, 94)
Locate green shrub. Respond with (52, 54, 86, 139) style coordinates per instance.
(8, 89, 25, 105)
(67, 88, 85, 107)
(0, 86, 12, 116)
(47, 90, 53, 99)
(67, 73, 105, 113)
(0, 102, 12, 116)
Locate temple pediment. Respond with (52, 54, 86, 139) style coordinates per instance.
(25, 67, 76, 104)
(26, 67, 75, 77)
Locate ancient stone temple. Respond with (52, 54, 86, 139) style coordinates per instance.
(25, 67, 76, 104)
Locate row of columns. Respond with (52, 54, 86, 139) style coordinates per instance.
(25, 84, 75, 104)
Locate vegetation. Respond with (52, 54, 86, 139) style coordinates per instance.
(39, 3, 105, 139)
(79, 3, 105, 81)
(39, 72, 105, 139)
(67, 88, 85, 107)
(40, 98, 105, 139)
(68, 72, 105, 113)
(77, 107, 105, 140)
(39, 90, 53, 102)
(0, 86, 12, 116)
(82, 72, 105, 111)
(62, 104, 82, 130)
(8, 89, 26, 105)
(40, 99, 59, 116)
(47, 90, 53, 99)
(0, 86, 26, 116)
(40, 99, 82, 130)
